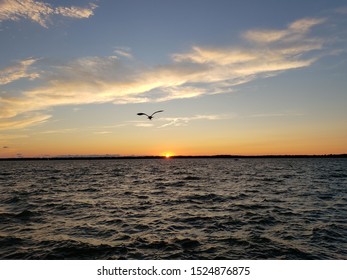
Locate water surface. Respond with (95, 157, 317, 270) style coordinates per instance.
(0, 158, 346, 259)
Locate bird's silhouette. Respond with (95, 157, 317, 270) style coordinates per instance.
(137, 110, 164, 120)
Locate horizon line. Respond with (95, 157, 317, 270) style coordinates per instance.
(1, 154, 346, 161)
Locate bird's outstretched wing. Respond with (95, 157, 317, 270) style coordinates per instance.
(137, 113, 149, 117)
(150, 110, 164, 117)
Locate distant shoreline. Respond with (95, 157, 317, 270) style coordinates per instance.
(1, 154, 346, 161)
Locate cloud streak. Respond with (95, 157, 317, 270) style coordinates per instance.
(0, 16, 332, 129)
(0, 58, 39, 85)
(244, 18, 326, 43)
(113, 47, 134, 59)
(159, 114, 232, 128)
(0, 0, 97, 27)
(0, 113, 51, 130)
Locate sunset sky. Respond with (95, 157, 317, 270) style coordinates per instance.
(1, 0, 346, 157)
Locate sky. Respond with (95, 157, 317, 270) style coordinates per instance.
(0, 0, 347, 157)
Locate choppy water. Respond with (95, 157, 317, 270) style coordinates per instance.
(0, 158, 346, 259)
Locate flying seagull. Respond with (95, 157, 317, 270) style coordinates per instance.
(137, 110, 164, 120)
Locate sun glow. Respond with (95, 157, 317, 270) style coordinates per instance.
(164, 152, 174, 158)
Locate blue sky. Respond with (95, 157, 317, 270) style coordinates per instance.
(0, 0, 346, 157)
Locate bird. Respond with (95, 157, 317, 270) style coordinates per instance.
(137, 110, 164, 120)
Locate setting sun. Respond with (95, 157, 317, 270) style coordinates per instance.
(164, 152, 174, 158)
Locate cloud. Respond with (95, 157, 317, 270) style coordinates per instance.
(135, 123, 154, 128)
(55, 4, 96, 19)
(159, 114, 232, 128)
(93, 131, 113, 134)
(113, 47, 134, 59)
(0, 16, 331, 130)
(0, 113, 51, 130)
(0, 58, 40, 85)
(174, 19, 325, 80)
(244, 18, 326, 43)
(172, 46, 256, 65)
(40, 128, 78, 134)
(0, 0, 97, 27)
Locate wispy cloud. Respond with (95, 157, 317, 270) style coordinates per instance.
(134, 122, 154, 128)
(93, 131, 113, 134)
(159, 114, 232, 128)
(0, 58, 39, 85)
(0, 113, 51, 130)
(172, 46, 256, 65)
(0, 16, 334, 130)
(0, 0, 97, 27)
(244, 18, 326, 43)
(40, 128, 78, 134)
(174, 19, 325, 80)
(113, 47, 134, 59)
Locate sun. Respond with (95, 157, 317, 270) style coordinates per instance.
(163, 152, 174, 158)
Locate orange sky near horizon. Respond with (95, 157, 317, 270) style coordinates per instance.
(1, 116, 346, 158)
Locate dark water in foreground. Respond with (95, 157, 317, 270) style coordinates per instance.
(0, 158, 346, 259)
